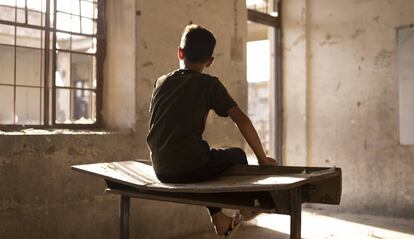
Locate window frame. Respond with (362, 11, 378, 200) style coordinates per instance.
(247, 0, 283, 163)
(0, 0, 106, 131)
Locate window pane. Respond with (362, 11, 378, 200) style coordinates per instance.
(0, 45, 15, 85)
(0, 86, 14, 124)
(73, 89, 94, 123)
(56, 12, 81, 33)
(55, 88, 95, 124)
(93, 2, 98, 18)
(56, 51, 71, 87)
(0, 24, 15, 45)
(0, 5, 15, 22)
(71, 35, 96, 53)
(81, 17, 94, 34)
(56, 32, 71, 50)
(56, 88, 70, 123)
(28, 10, 43, 26)
(16, 87, 41, 125)
(16, 47, 42, 86)
(71, 16, 81, 33)
(71, 0, 80, 16)
(16, 0, 25, 8)
(92, 55, 96, 88)
(80, 1, 94, 18)
(27, 0, 44, 12)
(72, 53, 94, 89)
(0, 0, 15, 7)
(57, 0, 80, 15)
(16, 27, 42, 48)
(16, 8, 25, 23)
(56, 12, 72, 32)
(57, 0, 71, 14)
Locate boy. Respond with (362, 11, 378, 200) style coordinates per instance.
(147, 24, 276, 237)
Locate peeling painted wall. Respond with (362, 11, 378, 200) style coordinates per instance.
(283, 0, 414, 217)
(0, 0, 247, 238)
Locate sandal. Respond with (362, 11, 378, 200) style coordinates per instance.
(222, 213, 243, 238)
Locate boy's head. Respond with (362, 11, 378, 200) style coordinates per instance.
(179, 24, 216, 64)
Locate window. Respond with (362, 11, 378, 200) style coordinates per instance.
(246, 0, 282, 163)
(247, 0, 279, 16)
(0, 0, 105, 129)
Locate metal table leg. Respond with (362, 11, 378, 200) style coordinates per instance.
(120, 195, 130, 239)
(290, 188, 302, 239)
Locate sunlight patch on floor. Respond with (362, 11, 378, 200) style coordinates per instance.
(249, 211, 414, 239)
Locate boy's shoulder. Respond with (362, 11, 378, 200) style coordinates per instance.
(157, 69, 220, 85)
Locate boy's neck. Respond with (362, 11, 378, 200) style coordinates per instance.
(180, 60, 205, 73)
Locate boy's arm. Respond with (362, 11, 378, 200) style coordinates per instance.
(228, 105, 277, 166)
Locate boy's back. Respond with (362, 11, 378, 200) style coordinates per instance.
(147, 24, 275, 236)
(147, 69, 236, 176)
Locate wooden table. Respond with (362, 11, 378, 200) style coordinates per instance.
(72, 160, 341, 239)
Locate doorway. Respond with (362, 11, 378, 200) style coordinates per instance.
(246, 0, 282, 164)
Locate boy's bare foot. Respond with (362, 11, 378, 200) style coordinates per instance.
(211, 212, 243, 236)
(239, 209, 260, 221)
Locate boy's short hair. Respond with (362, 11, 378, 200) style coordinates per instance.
(180, 24, 216, 63)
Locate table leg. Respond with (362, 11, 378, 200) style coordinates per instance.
(120, 195, 130, 239)
(290, 188, 302, 239)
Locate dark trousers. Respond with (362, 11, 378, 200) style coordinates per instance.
(156, 147, 248, 215)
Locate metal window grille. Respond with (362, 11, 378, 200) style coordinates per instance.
(0, 0, 105, 129)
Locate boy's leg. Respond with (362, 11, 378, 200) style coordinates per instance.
(208, 147, 248, 165)
(156, 148, 247, 184)
(209, 148, 261, 221)
(205, 147, 248, 214)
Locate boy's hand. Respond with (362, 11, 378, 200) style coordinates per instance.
(258, 157, 277, 166)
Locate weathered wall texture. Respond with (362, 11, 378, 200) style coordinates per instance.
(104, 0, 136, 131)
(283, 0, 414, 217)
(0, 0, 247, 238)
(134, 0, 247, 150)
(398, 26, 414, 145)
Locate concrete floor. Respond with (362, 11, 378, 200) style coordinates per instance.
(176, 209, 414, 239)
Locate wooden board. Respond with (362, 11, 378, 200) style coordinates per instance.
(72, 160, 339, 193)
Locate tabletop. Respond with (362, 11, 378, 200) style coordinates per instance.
(72, 160, 339, 193)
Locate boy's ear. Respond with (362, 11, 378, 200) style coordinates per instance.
(178, 47, 185, 60)
(206, 57, 214, 67)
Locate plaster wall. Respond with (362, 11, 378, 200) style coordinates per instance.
(0, 0, 248, 238)
(398, 26, 414, 145)
(281, 0, 308, 166)
(282, 0, 414, 216)
(134, 0, 247, 151)
(104, 0, 136, 131)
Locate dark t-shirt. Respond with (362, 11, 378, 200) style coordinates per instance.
(146, 69, 236, 175)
